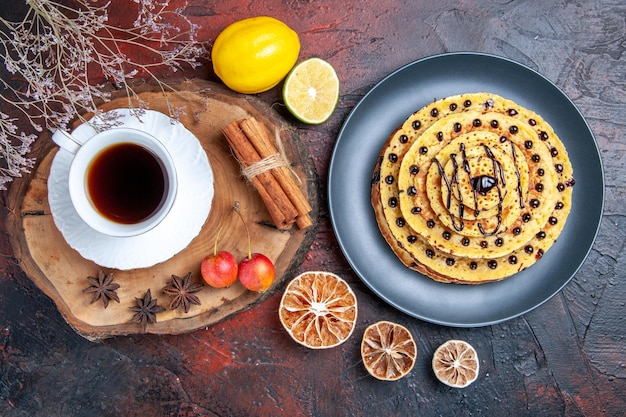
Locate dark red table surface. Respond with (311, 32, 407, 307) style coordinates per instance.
(0, 1, 624, 416)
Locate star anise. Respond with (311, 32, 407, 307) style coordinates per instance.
(83, 269, 120, 308)
(129, 289, 165, 331)
(162, 272, 203, 313)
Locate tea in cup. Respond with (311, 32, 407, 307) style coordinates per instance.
(52, 127, 178, 237)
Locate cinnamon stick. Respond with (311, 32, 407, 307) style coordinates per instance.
(239, 118, 312, 229)
(222, 122, 299, 229)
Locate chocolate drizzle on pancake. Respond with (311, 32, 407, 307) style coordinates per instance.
(433, 155, 464, 232)
(474, 145, 504, 236)
(433, 142, 509, 236)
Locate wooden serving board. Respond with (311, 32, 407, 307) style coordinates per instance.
(6, 80, 318, 341)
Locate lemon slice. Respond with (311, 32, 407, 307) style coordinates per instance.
(279, 271, 357, 349)
(283, 58, 339, 124)
(432, 339, 479, 388)
(361, 321, 417, 381)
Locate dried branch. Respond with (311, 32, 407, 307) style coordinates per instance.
(0, 0, 206, 189)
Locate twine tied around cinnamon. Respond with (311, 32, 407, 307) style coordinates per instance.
(240, 129, 301, 188)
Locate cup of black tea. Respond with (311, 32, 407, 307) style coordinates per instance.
(52, 127, 178, 237)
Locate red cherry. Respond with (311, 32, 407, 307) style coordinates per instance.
(201, 251, 238, 288)
(238, 253, 275, 292)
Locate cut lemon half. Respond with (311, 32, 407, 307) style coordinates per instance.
(279, 271, 357, 349)
(282, 57, 339, 124)
(361, 321, 417, 381)
(432, 339, 479, 388)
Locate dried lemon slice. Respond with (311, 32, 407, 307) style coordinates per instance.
(361, 321, 417, 381)
(432, 339, 479, 388)
(279, 271, 357, 349)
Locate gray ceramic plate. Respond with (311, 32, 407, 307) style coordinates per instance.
(328, 52, 604, 327)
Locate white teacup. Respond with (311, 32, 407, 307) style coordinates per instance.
(52, 127, 178, 237)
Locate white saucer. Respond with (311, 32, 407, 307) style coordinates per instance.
(48, 109, 214, 270)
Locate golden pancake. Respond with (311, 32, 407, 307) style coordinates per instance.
(371, 92, 575, 284)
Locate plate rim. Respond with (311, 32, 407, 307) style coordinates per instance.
(328, 51, 605, 327)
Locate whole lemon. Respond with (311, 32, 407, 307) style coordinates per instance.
(211, 16, 300, 94)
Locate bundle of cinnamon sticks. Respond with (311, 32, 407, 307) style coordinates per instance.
(223, 117, 312, 230)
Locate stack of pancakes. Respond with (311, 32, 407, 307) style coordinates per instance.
(371, 93, 575, 284)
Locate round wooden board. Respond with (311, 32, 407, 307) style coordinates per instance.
(6, 80, 318, 341)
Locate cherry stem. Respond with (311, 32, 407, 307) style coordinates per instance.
(213, 217, 226, 256)
(212, 201, 239, 255)
(233, 201, 252, 259)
